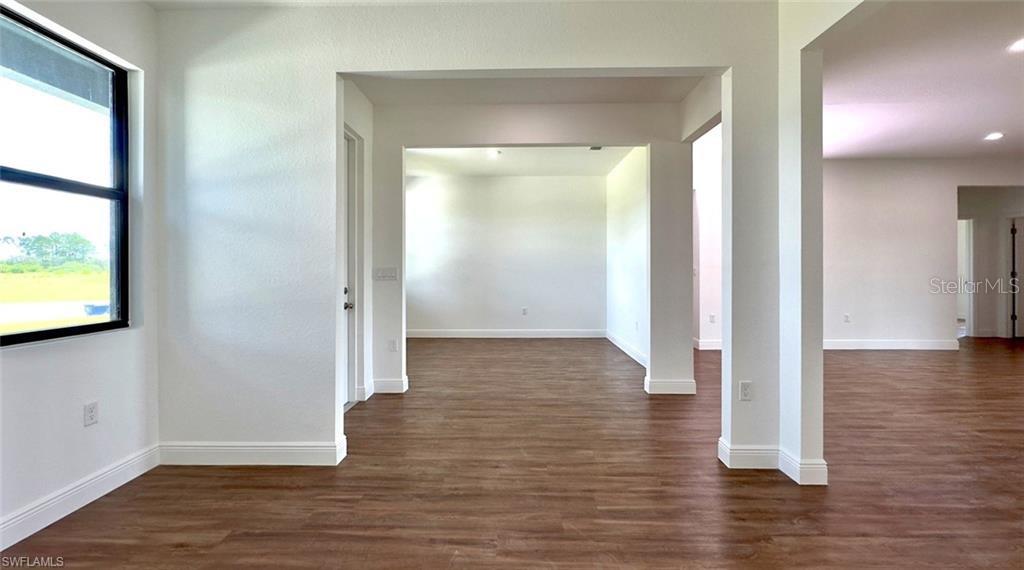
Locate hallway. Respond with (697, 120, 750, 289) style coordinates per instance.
(4, 338, 1021, 567)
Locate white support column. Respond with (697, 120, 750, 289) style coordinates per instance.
(645, 142, 696, 395)
(777, 50, 827, 484)
(707, 0, 863, 483)
(717, 67, 784, 470)
(775, 0, 869, 485)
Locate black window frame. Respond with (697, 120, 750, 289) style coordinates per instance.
(0, 6, 130, 347)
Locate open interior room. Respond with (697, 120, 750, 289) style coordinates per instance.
(1, 0, 1021, 566)
(404, 145, 638, 343)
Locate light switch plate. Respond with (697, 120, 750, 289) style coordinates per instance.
(373, 267, 398, 281)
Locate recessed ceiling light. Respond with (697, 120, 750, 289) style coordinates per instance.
(1009, 38, 1024, 53)
(486, 149, 502, 159)
(984, 132, 1004, 141)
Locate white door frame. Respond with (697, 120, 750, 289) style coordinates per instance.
(344, 125, 369, 405)
(957, 219, 975, 338)
(1008, 212, 1024, 339)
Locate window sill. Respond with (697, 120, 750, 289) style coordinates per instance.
(1, 319, 130, 348)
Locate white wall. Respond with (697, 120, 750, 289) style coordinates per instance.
(1, 0, 160, 548)
(156, 8, 342, 456)
(958, 185, 1024, 338)
(154, 0, 784, 467)
(693, 124, 722, 348)
(605, 147, 649, 364)
(406, 175, 607, 336)
(823, 159, 1024, 349)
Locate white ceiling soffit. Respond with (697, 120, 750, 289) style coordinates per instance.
(349, 75, 703, 105)
(405, 146, 636, 177)
(821, 1, 1024, 159)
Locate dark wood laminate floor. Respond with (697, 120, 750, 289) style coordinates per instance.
(4, 338, 1022, 568)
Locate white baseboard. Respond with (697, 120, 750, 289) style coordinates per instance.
(717, 439, 778, 469)
(778, 449, 828, 485)
(605, 332, 648, 366)
(159, 439, 345, 466)
(643, 376, 696, 395)
(356, 383, 374, 401)
(717, 439, 828, 485)
(407, 329, 605, 338)
(336, 437, 348, 464)
(692, 337, 722, 350)
(1, 444, 160, 550)
(823, 338, 959, 350)
(374, 376, 408, 393)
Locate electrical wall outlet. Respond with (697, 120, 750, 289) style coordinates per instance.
(843, 313, 852, 324)
(387, 339, 398, 353)
(635, 321, 639, 331)
(709, 313, 716, 324)
(521, 307, 528, 316)
(739, 381, 752, 402)
(84, 401, 98, 427)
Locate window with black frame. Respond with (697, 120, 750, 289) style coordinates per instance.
(0, 8, 129, 346)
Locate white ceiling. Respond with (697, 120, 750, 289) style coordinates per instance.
(349, 75, 702, 105)
(154, 2, 1021, 158)
(822, 1, 1024, 159)
(405, 146, 635, 177)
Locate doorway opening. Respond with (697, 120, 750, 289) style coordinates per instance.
(403, 145, 645, 359)
(957, 187, 1024, 339)
(691, 123, 722, 352)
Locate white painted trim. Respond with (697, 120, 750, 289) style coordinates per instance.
(159, 440, 345, 466)
(778, 449, 828, 485)
(643, 376, 696, 395)
(356, 384, 373, 401)
(407, 329, 606, 338)
(717, 440, 829, 485)
(374, 376, 409, 393)
(692, 337, 722, 350)
(823, 339, 959, 350)
(605, 332, 648, 366)
(334, 437, 348, 465)
(717, 439, 778, 469)
(343, 124, 368, 408)
(1, 444, 160, 550)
